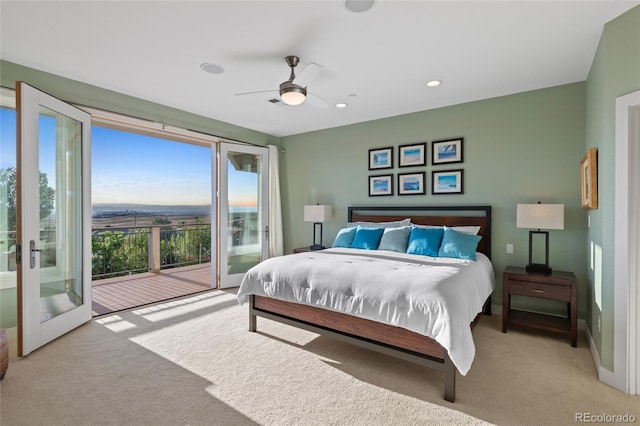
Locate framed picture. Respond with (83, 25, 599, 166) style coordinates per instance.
(580, 148, 598, 209)
(368, 147, 393, 170)
(369, 174, 394, 196)
(398, 172, 425, 195)
(432, 169, 464, 194)
(398, 143, 426, 167)
(432, 138, 464, 165)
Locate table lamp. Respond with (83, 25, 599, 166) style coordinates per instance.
(516, 203, 564, 275)
(304, 204, 332, 250)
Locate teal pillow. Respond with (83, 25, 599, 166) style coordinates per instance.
(438, 227, 482, 260)
(350, 226, 384, 250)
(331, 227, 357, 248)
(406, 227, 444, 257)
(378, 226, 411, 252)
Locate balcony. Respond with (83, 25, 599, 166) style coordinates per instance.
(91, 224, 213, 316)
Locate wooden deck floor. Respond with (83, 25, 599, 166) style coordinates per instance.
(92, 263, 213, 317)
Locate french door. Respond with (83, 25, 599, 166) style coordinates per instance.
(218, 143, 269, 288)
(17, 82, 92, 356)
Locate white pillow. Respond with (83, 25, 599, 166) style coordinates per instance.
(410, 223, 481, 235)
(347, 218, 411, 229)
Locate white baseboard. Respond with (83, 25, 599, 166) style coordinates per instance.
(491, 304, 501, 316)
(583, 321, 616, 388)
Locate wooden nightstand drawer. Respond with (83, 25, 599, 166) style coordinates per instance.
(509, 280, 571, 302)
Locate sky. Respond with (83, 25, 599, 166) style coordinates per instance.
(1, 107, 258, 208)
(91, 126, 213, 205)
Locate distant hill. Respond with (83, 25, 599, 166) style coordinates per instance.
(92, 204, 211, 217)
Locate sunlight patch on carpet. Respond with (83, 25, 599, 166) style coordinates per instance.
(130, 291, 232, 322)
(94, 315, 138, 332)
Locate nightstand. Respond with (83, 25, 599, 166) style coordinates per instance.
(293, 247, 313, 254)
(502, 266, 578, 347)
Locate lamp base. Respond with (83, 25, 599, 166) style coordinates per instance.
(526, 263, 552, 275)
(309, 244, 324, 251)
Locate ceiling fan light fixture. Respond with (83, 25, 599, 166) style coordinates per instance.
(280, 83, 307, 106)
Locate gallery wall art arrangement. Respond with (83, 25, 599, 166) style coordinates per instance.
(368, 138, 464, 196)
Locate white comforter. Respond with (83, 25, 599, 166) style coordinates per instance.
(237, 248, 495, 375)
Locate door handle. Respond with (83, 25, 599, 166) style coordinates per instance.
(30, 240, 41, 269)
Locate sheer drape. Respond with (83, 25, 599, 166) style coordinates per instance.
(268, 145, 283, 257)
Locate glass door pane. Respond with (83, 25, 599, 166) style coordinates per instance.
(218, 144, 268, 288)
(227, 152, 260, 274)
(38, 106, 83, 321)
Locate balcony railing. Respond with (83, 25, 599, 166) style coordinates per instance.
(92, 225, 211, 280)
(1, 224, 213, 280)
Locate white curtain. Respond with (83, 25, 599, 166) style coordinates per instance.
(268, 145, 284, 257)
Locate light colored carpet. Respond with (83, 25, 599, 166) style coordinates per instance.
(0, 290, 637, 425)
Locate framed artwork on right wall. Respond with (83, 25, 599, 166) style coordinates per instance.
(580, 147, 598, 209)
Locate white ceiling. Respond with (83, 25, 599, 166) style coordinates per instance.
(1, 1, 638, 137)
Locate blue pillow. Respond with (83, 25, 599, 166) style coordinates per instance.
(350, 226, 384, 250)
(438, 227, 482, 260)
(378, 226, 411, 252)
(331, 227, 357, 248)
(406, 227, 444, 257)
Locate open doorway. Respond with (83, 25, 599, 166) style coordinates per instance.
(90, 124, 215, 316)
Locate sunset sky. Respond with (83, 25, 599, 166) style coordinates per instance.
(91, 126, 213, 205)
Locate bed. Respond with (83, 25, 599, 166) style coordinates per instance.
(237, 205, 494, 402)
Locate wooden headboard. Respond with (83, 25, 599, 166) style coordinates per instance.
(348, 205, 492, 259)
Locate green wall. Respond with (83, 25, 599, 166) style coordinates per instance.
(281, 82, 588, 317)
(584, 5, 640, 371)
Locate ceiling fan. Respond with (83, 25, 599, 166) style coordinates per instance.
(236, 56, 328, 108)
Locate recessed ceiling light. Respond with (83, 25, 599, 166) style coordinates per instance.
(335, 103, 348, 108)
(426, 80, 442, 87)
(344, 0, 375, 13)
(200, 63, 224, 75)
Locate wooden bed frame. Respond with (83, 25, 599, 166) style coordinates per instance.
(248, 205, 492, 402)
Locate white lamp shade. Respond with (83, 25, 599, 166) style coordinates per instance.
(517, 204, 564, 230)
(304, 205, 332, 222)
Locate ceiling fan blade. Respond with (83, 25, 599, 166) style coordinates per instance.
(235, 89, 278, 96)
(293, 62, 322, 87)
(306, 92, 329, 109)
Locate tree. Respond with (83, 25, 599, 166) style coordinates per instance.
(0, 167, 55, 231)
